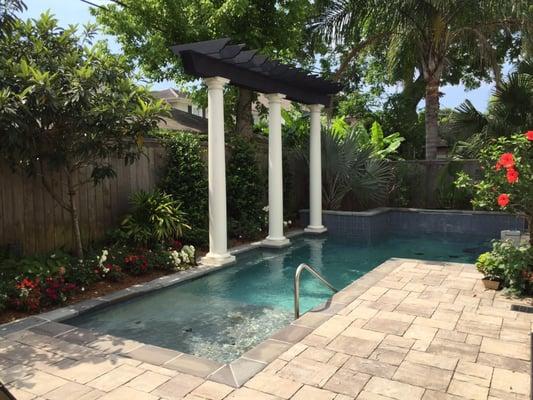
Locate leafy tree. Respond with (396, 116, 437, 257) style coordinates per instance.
(0, 14, 166, 258)
(0, 0, 26, 36)
(93, 0, 314, 137)
(315, 0, 531, 159)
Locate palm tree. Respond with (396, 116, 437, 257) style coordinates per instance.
(314, 0, 530, 159)
(448, 61, 533, 157)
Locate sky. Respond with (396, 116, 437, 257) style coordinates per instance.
(23, 0, 500, 112)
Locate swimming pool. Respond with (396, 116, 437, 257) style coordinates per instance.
(67, 232, 489, 363)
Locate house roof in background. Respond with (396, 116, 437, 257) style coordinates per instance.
(151, 88, 190, 101)
(159, 108, 208, 133)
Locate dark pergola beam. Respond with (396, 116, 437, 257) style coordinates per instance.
(179, 51, 331, 105)
(171, 38, 341, 106)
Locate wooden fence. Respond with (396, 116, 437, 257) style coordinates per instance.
(0, 139, 166, 255)
(0, 134, 480, 256)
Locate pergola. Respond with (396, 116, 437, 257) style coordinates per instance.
(172, 39, 342, 266)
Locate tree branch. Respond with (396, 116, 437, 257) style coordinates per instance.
(332, 32, 391, 81)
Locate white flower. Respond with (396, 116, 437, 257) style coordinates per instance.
(169, 250, 182, 267)
(262, 206, 269, 212)
(180, 251, 190, 264)
(98, 249, 109, 267)
(182, 245, 195, 259)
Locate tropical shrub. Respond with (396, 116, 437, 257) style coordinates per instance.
(227, 136, 267, 239)
(330, 117, 404, 160)
(158, 131, 209, 246)
(456, 132, 532, 244)
(477, 240, 533, 294)
(318, 127, 393, 210)
(120, 190, 189, 247)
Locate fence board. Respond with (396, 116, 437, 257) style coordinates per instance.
(0, 139, 164, 255)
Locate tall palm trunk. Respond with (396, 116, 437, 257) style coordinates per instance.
(424, 73, 441, 160)
(235, 88, 254, 137)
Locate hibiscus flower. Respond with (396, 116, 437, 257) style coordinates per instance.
(497, 193, 510, 207)
(506, 167, 519, 183)
(498, 153, 514, 168)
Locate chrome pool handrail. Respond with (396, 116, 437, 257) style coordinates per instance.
(294, 263, 338, 319)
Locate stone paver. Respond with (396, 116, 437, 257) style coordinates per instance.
(1, 259, 530, 400)
(126, 370, 170, 392)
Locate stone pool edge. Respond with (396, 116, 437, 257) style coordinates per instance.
(0, 256, 469, 388)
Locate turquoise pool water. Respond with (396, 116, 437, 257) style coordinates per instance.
(68, 233, 489, 363)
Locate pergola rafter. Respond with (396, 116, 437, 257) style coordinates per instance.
(171, 39, 341, 266)
(172, 39, 341, 106)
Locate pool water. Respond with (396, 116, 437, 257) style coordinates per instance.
(68, 233, 489, 363)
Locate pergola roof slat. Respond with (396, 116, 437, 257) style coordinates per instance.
(172, 38, 342, 105)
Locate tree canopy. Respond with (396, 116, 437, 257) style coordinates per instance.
(0, 13, 166, 258)
(93, 0, 316, 136)
(315, 0, 532, 159)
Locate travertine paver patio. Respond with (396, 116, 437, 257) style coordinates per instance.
(1, 258, 531, 400)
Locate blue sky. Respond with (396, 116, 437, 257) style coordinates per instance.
(24, 0, 498, 111)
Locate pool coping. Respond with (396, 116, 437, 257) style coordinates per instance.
(2, 207, 522, 336)
(3, 254, 430, 388)
(0, 216, 494, 388)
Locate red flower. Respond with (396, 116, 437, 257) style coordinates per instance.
(494, 161, 502, 171)
(497, 194, 510, 207)
(171, 240, 183, 251)
(526, 131, 533, 141)
(498, 153, 515, 168)
(506, 167, 519, 183)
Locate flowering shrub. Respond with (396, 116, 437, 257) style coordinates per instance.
(90, 249, 124, 282)
(123, 255, 150, 275)
(41, 277, 77, 306)
(168, 245, 196, 270)
(456, 132, 532, 244)
(1, 241, 197, 315)
(12, 277, 41, 311)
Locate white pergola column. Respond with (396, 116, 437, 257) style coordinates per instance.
(200, 76, 235, 266)
(262, 93, 290, 248)
(305, 104, 327, 234)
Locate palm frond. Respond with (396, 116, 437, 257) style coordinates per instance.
(448, 100, 488, 140)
